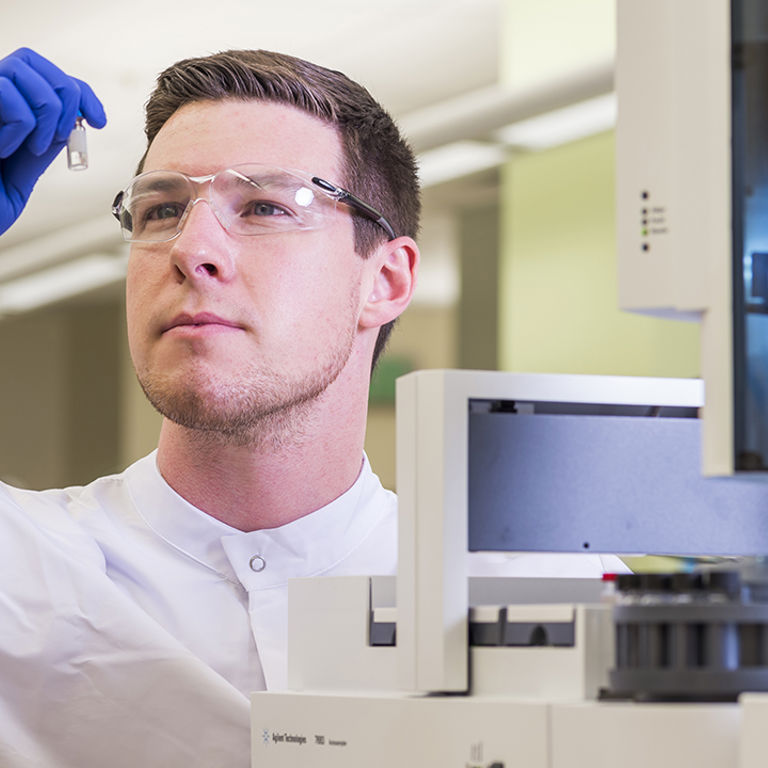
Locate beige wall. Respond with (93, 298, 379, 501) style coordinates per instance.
(0, 302, 122, 489)
(0, 310, 70, 487)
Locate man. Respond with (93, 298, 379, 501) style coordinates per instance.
(0, 48, 620, 767)
(0, 47, 418, 768)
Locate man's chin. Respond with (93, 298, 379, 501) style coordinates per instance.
(137, 372, 308, 442)
(135, 325, 355, 443)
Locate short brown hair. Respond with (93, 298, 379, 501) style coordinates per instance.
(141, 49, 420, 367)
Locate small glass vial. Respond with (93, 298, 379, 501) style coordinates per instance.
(67, 116, 88, 171)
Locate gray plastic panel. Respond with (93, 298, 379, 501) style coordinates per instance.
(468, 412, 768, 555)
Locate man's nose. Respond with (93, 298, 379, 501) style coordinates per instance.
(168, 199, 236, 282)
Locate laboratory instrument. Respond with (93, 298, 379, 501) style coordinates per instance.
(251, 370, 768, 767)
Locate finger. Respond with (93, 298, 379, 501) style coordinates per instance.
(72, 78, 106, 130)
(10, 50, 106, 131)
(0, 54, 63, 155)
(0, 77, 36, 158)
(6, 49, 84, 143)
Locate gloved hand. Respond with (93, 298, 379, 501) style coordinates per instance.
(0, 47, 107, 235)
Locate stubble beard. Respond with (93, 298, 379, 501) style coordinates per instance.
(136, 322, 357, 450)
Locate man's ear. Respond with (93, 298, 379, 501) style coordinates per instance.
(359, 236, 419, 330)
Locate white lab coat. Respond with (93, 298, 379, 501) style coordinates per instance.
(0, 453, 623, 766)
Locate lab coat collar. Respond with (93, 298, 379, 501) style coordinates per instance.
(123, 452, 386, 592)
(124, 451, 242, 584)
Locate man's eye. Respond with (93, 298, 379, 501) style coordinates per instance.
(144, 202, 185, 221)
(242, 200, 290, 217)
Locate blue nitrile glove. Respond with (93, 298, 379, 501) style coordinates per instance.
(0, 47, 107, 235)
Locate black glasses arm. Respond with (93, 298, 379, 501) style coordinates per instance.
(312, 177, 397, 241)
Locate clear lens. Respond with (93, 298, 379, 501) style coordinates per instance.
(119, 171, 194, 242)
(214, 167, 333, 236)
(117, 165, 338, 243)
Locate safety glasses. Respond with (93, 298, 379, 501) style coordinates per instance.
(111, 163, 396, 243)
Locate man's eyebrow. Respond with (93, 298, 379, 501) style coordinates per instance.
(133, 176, 190, 195)
(228, 170, 297, 189)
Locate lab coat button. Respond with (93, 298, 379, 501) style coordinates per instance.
(249, 554, 266, 572)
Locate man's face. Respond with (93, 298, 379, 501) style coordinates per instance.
(125, 99, 371, 442)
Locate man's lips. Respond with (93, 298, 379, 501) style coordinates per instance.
(161, 312, 243, 334)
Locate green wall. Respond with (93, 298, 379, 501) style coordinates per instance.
(498, 130, 700, 377)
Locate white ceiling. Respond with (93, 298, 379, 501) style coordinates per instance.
(0, 0, 502, 250)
